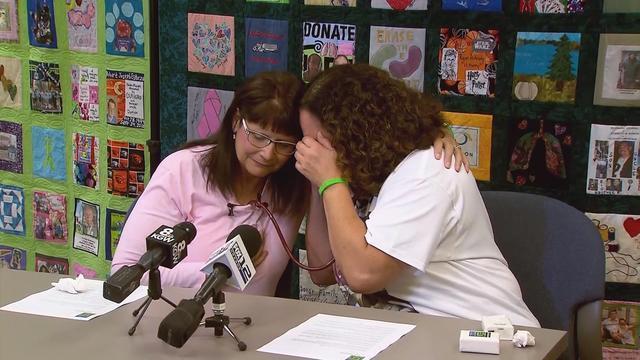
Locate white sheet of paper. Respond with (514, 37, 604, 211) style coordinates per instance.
(258, 313, 416, 360)
(0, 279, 147, 321)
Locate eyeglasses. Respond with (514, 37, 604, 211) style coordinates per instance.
(241, 118, 297, 156)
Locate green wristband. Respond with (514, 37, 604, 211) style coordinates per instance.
(318, 178, 346, 196)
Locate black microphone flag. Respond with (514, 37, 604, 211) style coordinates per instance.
(103, 221, 196, 303)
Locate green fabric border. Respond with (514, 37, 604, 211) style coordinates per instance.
(0, 0, 151, 279)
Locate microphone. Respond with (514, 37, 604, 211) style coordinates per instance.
(103, 221, 197, 303)
(200, 224, 261, 291)
(157, 225, 261, 348)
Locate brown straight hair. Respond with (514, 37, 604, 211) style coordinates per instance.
(183, 71, 308, 216)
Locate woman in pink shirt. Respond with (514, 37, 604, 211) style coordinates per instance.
(111, 72, 308, 295)
(111, 70, 465, 297)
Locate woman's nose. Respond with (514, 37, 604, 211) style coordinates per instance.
(260, 142, 277, 159)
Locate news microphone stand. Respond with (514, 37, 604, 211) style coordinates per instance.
(129, 267, 176, 335)
(202, 291, 252, 351)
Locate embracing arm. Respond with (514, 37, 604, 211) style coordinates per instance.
(298, 133, 397, 290)
(297, 131, 453, 293)
(320, 183, 406, 294)
(433, 128, 470, 172)
(304, 187, 336, 285)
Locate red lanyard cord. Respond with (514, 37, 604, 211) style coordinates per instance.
(249, 200, 335, 272)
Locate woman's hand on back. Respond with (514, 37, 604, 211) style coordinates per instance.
(433, 132, 470, 172)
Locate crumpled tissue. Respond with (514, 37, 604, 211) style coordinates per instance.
(512, 330, 536, 348)
(51, 274, 90, 294)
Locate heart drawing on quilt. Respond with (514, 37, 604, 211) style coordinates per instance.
(386, 0, 414, 10)
(191, 22, 232, 70)
(623, 217, 640, 238)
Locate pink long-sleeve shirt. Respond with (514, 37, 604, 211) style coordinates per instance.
(111, 146, 301, 296)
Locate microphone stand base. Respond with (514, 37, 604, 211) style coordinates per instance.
(203, 315, 251, 351)
(202, 291, 251, 351)
(128, 268, 176, 336)
(129, 294, 177, 336)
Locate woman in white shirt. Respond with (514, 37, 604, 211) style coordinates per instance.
(295, 64, 539, 326)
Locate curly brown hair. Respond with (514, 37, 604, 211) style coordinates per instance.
(301, 64, 444, 198)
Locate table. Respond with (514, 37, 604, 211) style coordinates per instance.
(0, 269, 567, 359)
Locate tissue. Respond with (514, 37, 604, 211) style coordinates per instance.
(512, 330, 536, 348)
(51, 274, 89, 294)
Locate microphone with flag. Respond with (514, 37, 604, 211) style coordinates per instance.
(200, 224, 261, 291)
(103, 221, 197, 303)
(157, 225, 261, 348)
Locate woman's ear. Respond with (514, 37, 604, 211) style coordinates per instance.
(232, 109, 241, 131)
